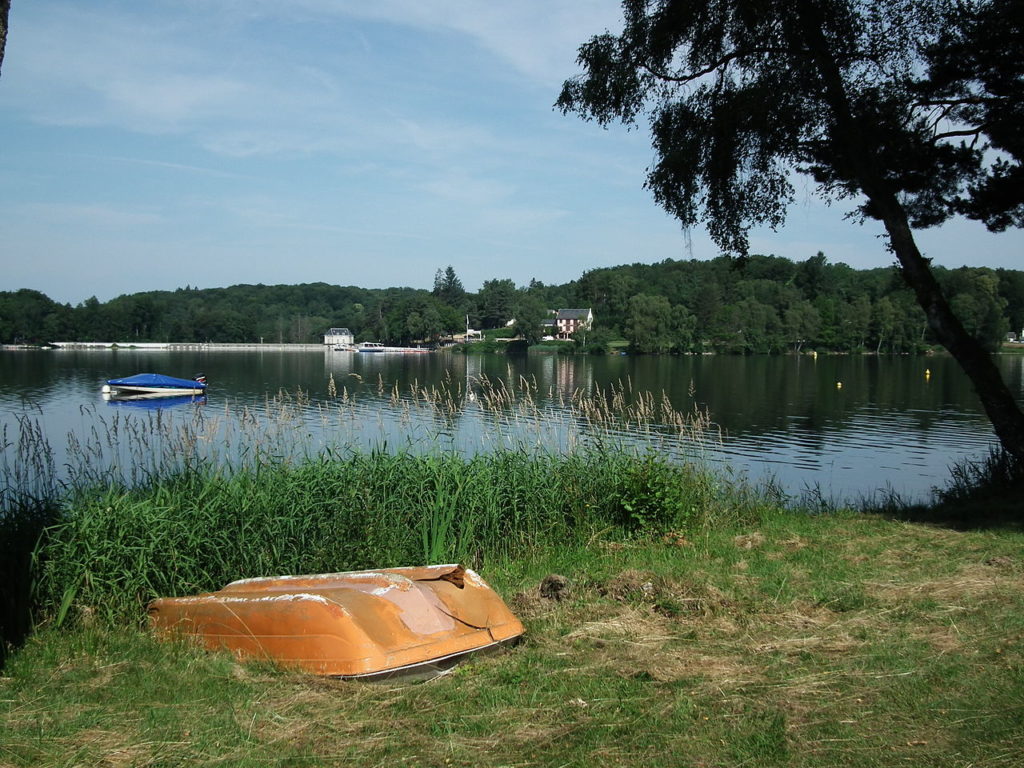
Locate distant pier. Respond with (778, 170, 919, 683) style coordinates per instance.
(48, 342, 329, 351)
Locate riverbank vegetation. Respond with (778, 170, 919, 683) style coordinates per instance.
(1, 376, 723, 662)
(33, 447, 770, 629)
(3, 254, 1023, 356)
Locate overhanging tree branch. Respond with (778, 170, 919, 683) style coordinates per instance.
(932, 126, 987, 142)
(560, 0, 1024, 465)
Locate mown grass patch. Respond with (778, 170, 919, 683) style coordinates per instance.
(3, 511, 1022, 767)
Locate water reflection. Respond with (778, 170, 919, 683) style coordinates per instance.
(104, 394, 208, 410)
(0, 348, 1014, 504)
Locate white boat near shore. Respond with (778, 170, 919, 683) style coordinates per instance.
(101, 373, 208, 397)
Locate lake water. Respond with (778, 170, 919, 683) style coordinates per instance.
(2, 347, 1019, 505)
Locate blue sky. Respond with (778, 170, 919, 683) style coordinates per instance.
(1, 0, 1021, 306)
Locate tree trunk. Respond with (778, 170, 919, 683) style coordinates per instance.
(797, 0, 1024, 461)
(874, 196, 1024, 460)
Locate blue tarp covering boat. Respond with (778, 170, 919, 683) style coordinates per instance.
(102, 373, 207, 397)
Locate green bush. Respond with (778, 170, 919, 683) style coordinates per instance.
(612, 452, 706, 532)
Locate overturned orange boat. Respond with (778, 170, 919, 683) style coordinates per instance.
(148, 564, 524, 679)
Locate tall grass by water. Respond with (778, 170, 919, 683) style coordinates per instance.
(2, 374, 756, 657)
(35, 447, 772, 629)
(0, 416, 63, 667)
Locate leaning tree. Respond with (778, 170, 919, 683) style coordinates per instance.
(558, 0, 1024, 460)
(0, 1, 9, 76)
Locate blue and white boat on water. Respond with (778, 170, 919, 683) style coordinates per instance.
(101, 373, 208, 398)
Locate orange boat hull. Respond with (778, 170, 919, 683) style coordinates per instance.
(147, 564, 524, 678)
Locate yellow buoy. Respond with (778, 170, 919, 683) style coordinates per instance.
(925, 368, 931, 379)
(836, 381, 843, 389)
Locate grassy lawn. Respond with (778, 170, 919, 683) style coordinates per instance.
(3, 510, 1022, 767)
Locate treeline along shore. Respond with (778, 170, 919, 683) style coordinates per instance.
(4, 253, 1024, 354)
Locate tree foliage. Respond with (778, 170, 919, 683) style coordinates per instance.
(512, 291, 549, 345)
(922, 0, 1024, 230)
(0, 283, 465, 346)
(432, 265, 466, 308)
(0, 0, 9, 78)
(477, 279, 518, 330)
(559, 0, 1024, 459)
(559, 0, 1019, 248)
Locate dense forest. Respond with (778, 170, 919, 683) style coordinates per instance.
(2, 255, 1023, 354)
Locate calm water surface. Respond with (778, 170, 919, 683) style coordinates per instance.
(2, 348, 1020, 504)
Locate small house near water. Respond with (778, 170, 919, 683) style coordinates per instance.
(554, 309, 593, 340)
(323, 328, 354, 347)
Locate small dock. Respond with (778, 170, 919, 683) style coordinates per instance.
(49, 342, 329, 351)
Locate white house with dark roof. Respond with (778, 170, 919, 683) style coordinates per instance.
(323, 328, 354, 346)
(554, 308, 593, 339)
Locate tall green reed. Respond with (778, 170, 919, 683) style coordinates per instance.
(34, 445, 776, 629)
(0, 416, 63, 668)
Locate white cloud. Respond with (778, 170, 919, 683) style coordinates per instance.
(227, 0, 624, 86)
(12, 202, 164, 231)
(416, 170, 512, 205)
(355, 1, 623, 87)
(4, 4, 361, 143)
(1, 0, 622, 177)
